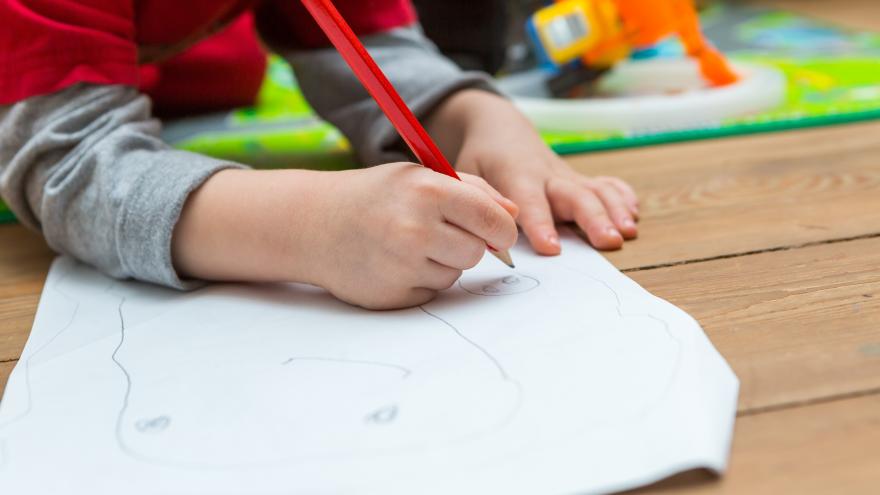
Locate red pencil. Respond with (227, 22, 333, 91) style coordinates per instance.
(299, 0, 515, 269)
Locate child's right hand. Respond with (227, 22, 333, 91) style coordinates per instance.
(172, 164, 519, 310)
(305, 163, 519, 309)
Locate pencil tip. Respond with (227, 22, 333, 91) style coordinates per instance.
(490, 249, 516, 269)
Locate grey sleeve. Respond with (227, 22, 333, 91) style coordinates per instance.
(0, 84, 243, 289)
(278, 25, 501, 166)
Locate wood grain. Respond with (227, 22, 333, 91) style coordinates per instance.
(568, 121, 880, 270)
(629, 236, 880, 414)
(634, 393, 880, 494)
(0, 361, 15, 399)
(0, 225, 53, 361)
(0, 224, 53, 295)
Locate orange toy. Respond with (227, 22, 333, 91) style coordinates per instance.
(528, 0, 739, 86)
(613, 0, 739, 85)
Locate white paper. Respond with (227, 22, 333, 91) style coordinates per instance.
(0, 231, 738, 495)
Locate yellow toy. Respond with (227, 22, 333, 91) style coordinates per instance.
(527, 0, 739, 87)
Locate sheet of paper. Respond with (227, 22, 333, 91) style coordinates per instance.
(0, 230, 738, 495)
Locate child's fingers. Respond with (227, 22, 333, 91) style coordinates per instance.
(594, 176, 639, 217)
(399, 287, 440, 308)
(549, 180, 623, 250)
(588, 182, 638, 240)
(418, 260, 465, 291)
(352, 285, 438, 310)
(572, 193, 624, 250)
(503, 180, 561, 255)
(459, 173, 519, 218)
(439, 183, 519, 252)
(427, 223, 491, 270)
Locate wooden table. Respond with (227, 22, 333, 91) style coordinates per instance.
(2, 1, 879, 491)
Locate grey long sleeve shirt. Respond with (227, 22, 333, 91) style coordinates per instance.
(0, 26, 496, 289)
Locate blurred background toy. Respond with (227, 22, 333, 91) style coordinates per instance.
(526, 0, 739, 96)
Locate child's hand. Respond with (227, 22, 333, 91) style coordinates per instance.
(172, 165, 518, 310)
(306, 163, 518, 309)
(428, 90, 639, 256)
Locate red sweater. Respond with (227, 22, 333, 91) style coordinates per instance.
(0, 0, 417, 111)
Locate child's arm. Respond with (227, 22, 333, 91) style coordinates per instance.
(274, 25, 638, 255)
(0, 84, 241, 289)
(171, 164, 518, 309)
(0, 3, 525, 310)
(0, 83, 517, 309)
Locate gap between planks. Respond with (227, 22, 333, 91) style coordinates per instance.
(620, 231, 880, 273)
(738, 385, 880, 418)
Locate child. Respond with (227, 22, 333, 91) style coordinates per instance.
(0, 0, 638, 309)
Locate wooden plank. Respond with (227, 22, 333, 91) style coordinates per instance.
(0, 360, 15, 399)
(629, 236, 880, 414)
(0, 224, 53, 296)
(567, 121, 880, 270)
(0, 225, 53, 361)
(0, 296, 43, 363)
(632, 394, 880, 494)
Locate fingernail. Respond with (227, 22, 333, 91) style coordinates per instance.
(606, 226, 622, 238)
(622, 218, 636, 229)
(547, 233, 560, 247)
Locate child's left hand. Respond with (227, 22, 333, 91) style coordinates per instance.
(427, 90, 639, 256)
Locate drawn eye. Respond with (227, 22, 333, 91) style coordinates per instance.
(460, 273, 540, 296)
(135, 415, 171, 433)
(365, 404, 399, 424)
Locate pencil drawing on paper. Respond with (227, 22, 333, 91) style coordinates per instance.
(0, 233, 728, 495)
(459, 274, 540, 296)
(135, 416, 171, 433)
(96, 265, 681, 469)
(106, 277, 528, 469)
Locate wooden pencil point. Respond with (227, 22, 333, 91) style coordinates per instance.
(491, 249, 515, 269)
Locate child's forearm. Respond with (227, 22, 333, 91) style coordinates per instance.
(171, 168, 328, 286)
